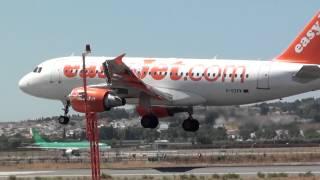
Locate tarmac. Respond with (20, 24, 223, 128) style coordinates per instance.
(0, 165, 320, 178)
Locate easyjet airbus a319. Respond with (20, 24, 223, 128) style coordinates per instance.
(19, 11, 320, 132)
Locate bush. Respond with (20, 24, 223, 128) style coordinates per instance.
(211, 174, 220, 179)
(222, 173, 240, 179)
(278, 173, 288, 177)
(267, 172, 288, 178)
(162, 176, 172, 180)
(179, 174, 189, 180)
(142, 175, 154, 179)
(189, 174, 197, 180)
(8, 176, 16, 180)
(299, 171, 314, 177)
(101, 172, 113, 179)
(267, 173, 278, 178)
(257, 172, 265, 178)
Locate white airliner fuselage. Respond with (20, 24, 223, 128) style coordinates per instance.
(18, 57, 319, 106)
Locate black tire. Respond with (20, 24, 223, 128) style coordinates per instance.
(141, 114, 159, 129)
(182, 118, 193, 131)
(182, 118, 199, 132)
(191, 119, 199, 132)
(149, 115, 159, 129)
(141, 115, 149, 128)
(58, 116, 69, 125)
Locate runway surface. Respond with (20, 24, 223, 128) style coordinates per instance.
(0, 165, 320, 178)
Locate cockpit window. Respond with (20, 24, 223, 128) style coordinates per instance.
(33, 67, 43, 73)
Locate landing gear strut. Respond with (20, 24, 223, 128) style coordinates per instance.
(59, 100, 70, 125)
(141, 114, 159, 129)
(182, 112, 199, 132)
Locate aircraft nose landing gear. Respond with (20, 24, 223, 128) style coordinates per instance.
(182, 114, 199, 132)
(58, 116, 70, 125)
(59, 100, 70, 125)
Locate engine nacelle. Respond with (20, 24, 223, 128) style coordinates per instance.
(69, 87, 125, 113)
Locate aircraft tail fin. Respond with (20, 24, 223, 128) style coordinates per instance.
(275, 11, 320, 64)
(31, 128, 46, 143)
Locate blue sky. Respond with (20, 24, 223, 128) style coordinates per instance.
(0, 1, 319, 122)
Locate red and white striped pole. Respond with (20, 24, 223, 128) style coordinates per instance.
(82, 44, 101, 180)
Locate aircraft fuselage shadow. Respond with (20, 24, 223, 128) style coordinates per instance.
(153, 167, 202, 172)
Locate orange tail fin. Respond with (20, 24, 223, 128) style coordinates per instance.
(276, 11, 320, 64)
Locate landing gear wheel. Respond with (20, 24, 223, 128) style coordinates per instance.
(58, 115, 70, 125)
(182, 118, 199, 132)
(58, 100, 70, 125)
(141, 114, 159, 129)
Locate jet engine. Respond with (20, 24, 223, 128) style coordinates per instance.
(69, 87, 125, 113)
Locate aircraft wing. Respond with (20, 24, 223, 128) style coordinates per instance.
(99, 54, 173, 102)
(293, 65, 320, 83)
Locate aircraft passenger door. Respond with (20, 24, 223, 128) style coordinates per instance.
(257, 62, 270, 89)
(50, 68, 61, 85)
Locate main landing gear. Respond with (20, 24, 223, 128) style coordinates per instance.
(58, 101, 70, 125)
(140, 114, 159, 129)
(182, 113, 199, 132)
(140, 111, 199, 132)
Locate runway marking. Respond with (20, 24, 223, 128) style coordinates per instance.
(1, 171, 320, 177)
(0, 171, 53, 176)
